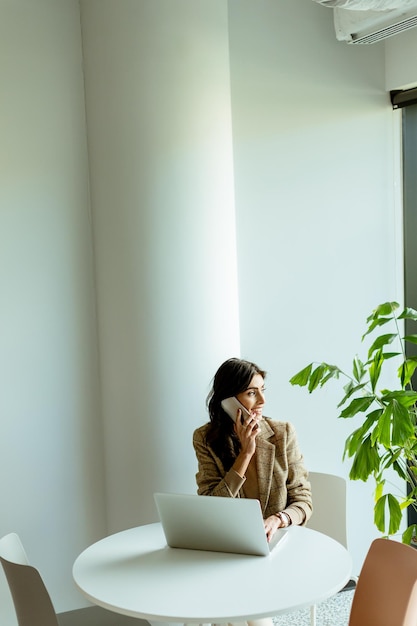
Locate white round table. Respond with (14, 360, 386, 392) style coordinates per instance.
(73, 523, 352, 624)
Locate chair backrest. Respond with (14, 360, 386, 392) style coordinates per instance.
(349, 537, 417, 626)
(0, 533, 29, 565)
(306, 471, 348, 547)
(0, 533, 59, 626)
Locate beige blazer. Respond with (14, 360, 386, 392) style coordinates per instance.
(193, 418, 312, 525)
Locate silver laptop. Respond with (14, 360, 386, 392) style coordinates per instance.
(154, 492, 288, 557)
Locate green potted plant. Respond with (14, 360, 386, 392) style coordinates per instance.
(290, 301, 417, 543)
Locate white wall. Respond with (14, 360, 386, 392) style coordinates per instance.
(0, 0, 106, 622)
(80, 0, 240, 532)
(228, 0, 403, 574)
(386, 26, 417, 90)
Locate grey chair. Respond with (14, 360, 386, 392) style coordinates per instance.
(0, 532, 142, 626)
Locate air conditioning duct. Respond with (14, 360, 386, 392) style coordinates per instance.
(313, 1, 417, 8)
(312, 0, 417, 43)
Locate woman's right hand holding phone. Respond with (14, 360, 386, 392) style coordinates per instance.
(234, 409, 259, 458)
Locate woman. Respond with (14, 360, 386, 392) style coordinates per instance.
(193, 357, 312, 545)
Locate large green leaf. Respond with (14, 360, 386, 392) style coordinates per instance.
(372, 405, 392, 447)
(392, 400, 415, 445)
(289, 363, 342, 391)
(289, 364, 312, 387)
(399, 357, 417, 387)
(366, 302, 398, 325)
(349, 435, 381, 480)
(362, 317, 393, 341)
(352, 356, 366, 382)
(339, 395, 375, 418)
(402, 524, 417, 545)
(403, 335, 417, 345)
(381, 390, 417, 408)
(318, 364, 341, 386)
(343, 410, 382, 458)
(383, 449, 408, 480)
(365, 408, 384, 423)
(308, 364, 327, 392)
(375, 493, 402, 535)
(363, 302, 399, 340)
(367, 334, 397, 359)
(378, 351, 401, 360)
(393, 460, 408, 481)
(376, 302, 400, 316)
(398, 307, 417, 321)
(374, 478, 385, 502)
(369, 349, 384, 392)
(337, 382, 367, 409)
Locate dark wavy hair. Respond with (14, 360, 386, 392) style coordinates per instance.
(205, 358, 267, 470)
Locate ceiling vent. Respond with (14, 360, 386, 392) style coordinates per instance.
(312, 0, 417, 43)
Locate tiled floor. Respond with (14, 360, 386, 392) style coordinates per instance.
(272, 590, 354, 626)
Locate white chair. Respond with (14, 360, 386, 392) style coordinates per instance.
(306, 472, 357, 626)
(0, 532, 141, 626)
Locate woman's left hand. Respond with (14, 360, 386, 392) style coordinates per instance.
(264, 514, 284, 543)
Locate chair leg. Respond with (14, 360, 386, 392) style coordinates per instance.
(310, 603, 317, 626)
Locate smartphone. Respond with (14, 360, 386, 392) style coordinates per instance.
(221, 396, 251, 423)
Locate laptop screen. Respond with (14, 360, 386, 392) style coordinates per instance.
(154, 492, 288, 556)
